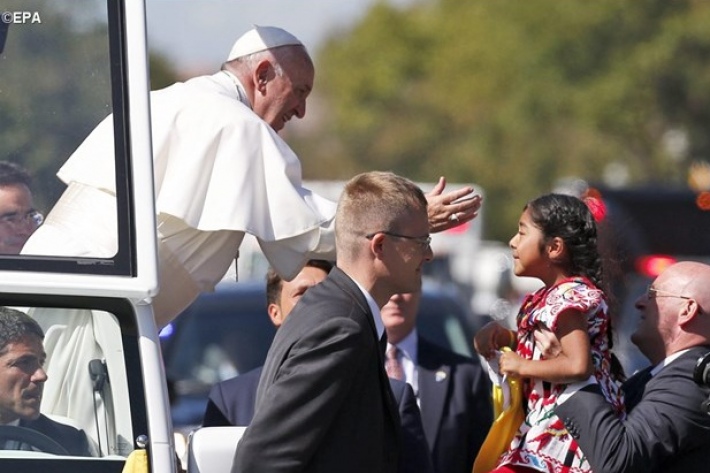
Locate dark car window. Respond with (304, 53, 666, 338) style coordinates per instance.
(160, 280, 476, 429)
(161, 282, 275, 392)
(587, 185, 710, 375)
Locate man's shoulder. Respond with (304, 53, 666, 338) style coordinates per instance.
(22, 414, 92, 456)
(210, 366, 263, 396)
(152, 75, 268, 129)
(25, 414, 84, 435)
(418, 337, 480, 366)
(292, 268, 367, 316)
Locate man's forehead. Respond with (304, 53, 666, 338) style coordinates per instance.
(2, 336, 45, 355)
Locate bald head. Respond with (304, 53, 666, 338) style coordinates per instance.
(661, 261, 710, 313)
(632, 261, 710, 364)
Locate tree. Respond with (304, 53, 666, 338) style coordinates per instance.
(0, 0, 177, 210)
(291, 0, 710, 240)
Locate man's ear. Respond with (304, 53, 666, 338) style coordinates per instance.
(678, 299, 702, 327)
(370, 232, 386, 260)
(267, 303, 283, 327)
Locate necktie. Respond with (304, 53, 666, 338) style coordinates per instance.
(385, 345, 404, 381)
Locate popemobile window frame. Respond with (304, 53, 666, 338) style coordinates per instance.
(0, 0, 158, 302)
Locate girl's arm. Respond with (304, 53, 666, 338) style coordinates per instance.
(499, 309, 593, 383)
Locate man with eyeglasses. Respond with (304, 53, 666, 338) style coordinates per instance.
(235, 171, 433, 473)
(546, 261, 710, 473)
(0, 161, 43, 254)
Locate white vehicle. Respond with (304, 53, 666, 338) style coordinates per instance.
(1, 0, 176, 471)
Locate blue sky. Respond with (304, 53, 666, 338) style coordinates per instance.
(145, 0, 414, 74)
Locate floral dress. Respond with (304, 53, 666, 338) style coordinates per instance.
(496, 277, 624, 473)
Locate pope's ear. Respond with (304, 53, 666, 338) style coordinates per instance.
(253, 60, 271, 90)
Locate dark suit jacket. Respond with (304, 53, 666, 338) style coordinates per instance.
(233, 267, 401, 473)
(205, 369, 432, 473)
(417, 337, 493, 473)
(556, 346, 710, 473)
(20, 414, 92, 456)
(203, 366, 263, 427)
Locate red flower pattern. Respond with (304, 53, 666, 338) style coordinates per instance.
(496, 278, 624, 473)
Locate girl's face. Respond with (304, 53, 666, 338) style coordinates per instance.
(509, 208, 548, 279)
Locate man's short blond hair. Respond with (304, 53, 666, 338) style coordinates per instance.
(335, 171, 427, 260)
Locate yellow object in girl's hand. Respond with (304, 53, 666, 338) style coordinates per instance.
(472, 347, 525, 473)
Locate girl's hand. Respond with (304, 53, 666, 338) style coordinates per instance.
(473, 321, 513, 359)
(499, 349, 524, 377)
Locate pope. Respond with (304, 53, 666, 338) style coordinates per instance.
(22, 25, 481, 328)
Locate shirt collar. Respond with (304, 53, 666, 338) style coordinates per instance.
(351, 278, 385, 341)
(390, 328, 418, 365)
(218, 70, 252, 108)
(651, 348, 691, 376)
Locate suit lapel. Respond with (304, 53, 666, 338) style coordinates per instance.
(622, 366, 653, 412)
(417, 339, 449, 450)
(329, 268, 401, 440)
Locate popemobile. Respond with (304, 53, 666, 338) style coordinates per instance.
(0, 0, 182, 471)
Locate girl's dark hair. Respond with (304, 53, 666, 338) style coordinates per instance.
(526, 193, 604, 290)
(526, 193, 625, 380)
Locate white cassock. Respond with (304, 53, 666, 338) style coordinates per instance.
(21, 71, 337, 452)
(24, 70, 337, 324)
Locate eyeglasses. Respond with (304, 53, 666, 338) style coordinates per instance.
(647, 285, 704, 314)
(647, 285, 692, 301)
(0, 210, 44, 228)
(365, 231, 432, 251)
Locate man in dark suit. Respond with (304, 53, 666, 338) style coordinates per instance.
(234, 171, 434, 473)
(207, 370, 431, 473)
(203, 259, 334, 427)
(204, 262, 433, 473)
(554, 261, 710, 473)
(0, 306, 92, 456)
(382, 291, 493, 473)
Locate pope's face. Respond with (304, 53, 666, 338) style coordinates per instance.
(254, 51, 314, 132)
(0, 184, 39, 254)
(0, 336, 47, 424)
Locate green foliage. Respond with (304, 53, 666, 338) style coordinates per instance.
(0, 0, 113, 209)
(0, 0, 178, 212)
(150, 52, 179, 91)
(292, 0, 710, 239)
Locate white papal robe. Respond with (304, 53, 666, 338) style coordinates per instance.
(21, 71, 336, 452)
(24, 70, 337, 324)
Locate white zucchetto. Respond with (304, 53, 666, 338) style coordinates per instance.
(227, 25, 304, 61)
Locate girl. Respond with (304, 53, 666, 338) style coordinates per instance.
(474, 193, 624, 473)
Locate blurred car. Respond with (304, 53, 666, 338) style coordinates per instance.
(160, 278, 478, 436)
(585, 185, 710, 375)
